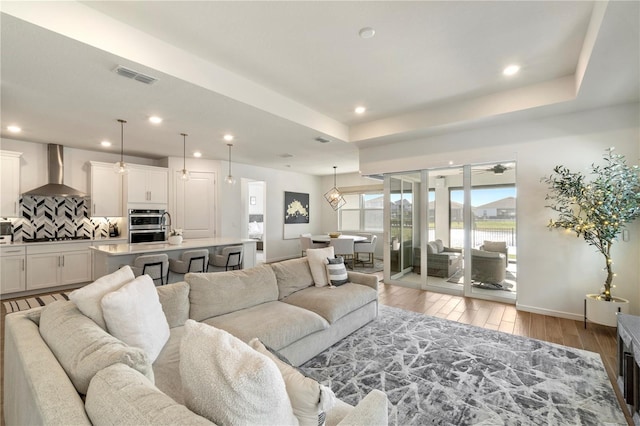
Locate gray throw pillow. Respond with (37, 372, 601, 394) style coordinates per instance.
(326, 257, 348, 286)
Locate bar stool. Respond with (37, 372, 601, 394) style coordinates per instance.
(130, 254, 169, 285)
(169, 249, 209, 276)
(209, 245, 243, 271)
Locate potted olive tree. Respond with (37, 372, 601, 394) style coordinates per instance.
(543, 147, 640, 326)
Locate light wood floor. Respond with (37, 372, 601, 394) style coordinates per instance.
(1, 283, 633, 425)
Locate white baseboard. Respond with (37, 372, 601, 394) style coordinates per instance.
(515, 302, 584, 322)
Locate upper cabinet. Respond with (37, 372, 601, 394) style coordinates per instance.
(0, 151, 22, 217)
(125, 164, 168, 206)
(90, 161, 123, 217)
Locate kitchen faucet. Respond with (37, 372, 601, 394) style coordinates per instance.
(161, 211, 172, 229)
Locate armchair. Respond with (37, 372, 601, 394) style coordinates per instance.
(479, 240, 508, 267)
(415, 239, 462, 278)
(471, 249, 506, 285)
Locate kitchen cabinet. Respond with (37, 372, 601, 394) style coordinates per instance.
(90, 161, 123, 217)
(1, 246, 26, 294)
(126, 165, 168, 205)
(0, 150, 22, 217)
(26, 242, 92, 291)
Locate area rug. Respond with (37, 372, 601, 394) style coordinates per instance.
(300, 305, 625, 425)
(2, 292, 69, 314)
(352, 258, 383, 274)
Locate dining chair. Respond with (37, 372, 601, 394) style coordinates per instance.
(354, 235, 377, 267)
(209, 245, 244, 271)
(300, 234, 327, 257)
(329, 237, 355, 269)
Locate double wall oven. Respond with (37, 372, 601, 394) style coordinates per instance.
(128, 209, 167, 243)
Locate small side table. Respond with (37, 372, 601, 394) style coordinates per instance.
(617, 313, 640, 425)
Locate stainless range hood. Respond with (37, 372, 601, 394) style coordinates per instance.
(22, 144, 87, 198)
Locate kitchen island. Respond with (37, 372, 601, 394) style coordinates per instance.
(90, 237, 256, 281)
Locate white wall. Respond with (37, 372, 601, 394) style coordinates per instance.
(359, 102, 640, 318)
(248, 181, 265, 215)
(1, 138, 158, 194)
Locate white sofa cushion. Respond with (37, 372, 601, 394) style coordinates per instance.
(85, 363, 214, 426)
(271, 257, 315, 299)
(39, 300, 153, 394)
(306, 246, 335, 287)
(249, 338, 336, 426)
(187, 264, 279, 321)
(101, 275, 170, 363)
(180, 320, 298, 426)
(68, 265, 135, 329)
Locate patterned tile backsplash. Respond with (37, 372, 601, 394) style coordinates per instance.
(10, 196, 123, 242)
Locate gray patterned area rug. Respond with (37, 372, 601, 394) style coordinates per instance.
(300, 305, 625, 425)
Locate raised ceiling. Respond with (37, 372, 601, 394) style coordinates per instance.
(1, 1, 638, 175)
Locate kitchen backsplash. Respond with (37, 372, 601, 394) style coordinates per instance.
(9, 196, 123, 242)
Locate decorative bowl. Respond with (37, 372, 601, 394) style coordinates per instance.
(328, 232, 342, 238)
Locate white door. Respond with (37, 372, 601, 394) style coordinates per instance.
(127, 168, 148, 203)
(175, 171, 216, 239)
(91, 163, 123, 217)
(61, 251, 92, 285)
(147, 169, 168, 203)
(26, 253, 61, 290)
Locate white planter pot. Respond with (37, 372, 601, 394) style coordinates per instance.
(585, 293, 630, 327)
(168, 235, 183, 245)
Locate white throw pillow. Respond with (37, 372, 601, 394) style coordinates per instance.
(69, 266, 135, 329)
(306, 246, 335, 287)
(101, 275, 170, 363)
(180, 320, 298, 426)
(249, 338, 336, 426)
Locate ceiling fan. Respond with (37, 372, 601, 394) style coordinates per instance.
(484, 164, 512, 175)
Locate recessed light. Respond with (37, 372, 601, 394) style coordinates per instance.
(223, 134, 234, 142)
(193, 151, 202, 158)
(355, 106, 366, 114)
(101, 140, 112, 147)
(7, 125, 21, 133)
(149, 116, 163, 124)
(448, 161, 454, 166)
(359, 27, 376, 39)
(503, 64, 520, 76)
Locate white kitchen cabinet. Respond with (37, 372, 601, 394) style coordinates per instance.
(0, 151, 22, 217)
(26, 242, 92, 291)
(126, 165, 168, 205)
(1, 246, 26, 294)
(90, 161, 123, 217)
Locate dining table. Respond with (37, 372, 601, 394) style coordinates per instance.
(310, 234, 368, 243)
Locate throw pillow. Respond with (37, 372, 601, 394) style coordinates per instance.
(101, 274, 170, 363)
(306, 246, 335, 287)
(39, 300, 153, 394)
(249, 338, 336, 426)
(325, 257, 348, 286)
(179, 320, 298, 426)
(69, 265, 135, 329)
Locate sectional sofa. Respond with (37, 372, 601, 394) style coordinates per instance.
(4, 256, 387, 425)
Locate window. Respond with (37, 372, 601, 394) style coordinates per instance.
(338, 193, 383, 232)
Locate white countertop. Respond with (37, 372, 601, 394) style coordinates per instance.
(90, 237, 255, 256)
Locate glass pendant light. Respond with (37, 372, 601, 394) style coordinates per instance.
(224, 143, 236, 184)
(180, 133, 190, 181)
(324, 166, 346, 210)
(113, 119, 128, 174)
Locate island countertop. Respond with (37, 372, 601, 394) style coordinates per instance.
(89, 237, 254, 256)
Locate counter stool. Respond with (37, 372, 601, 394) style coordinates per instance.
(209, 245, 243, 271)
(130, 254, 169, 285)
(169, 249, 209, 276)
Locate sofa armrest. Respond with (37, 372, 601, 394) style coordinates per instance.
(337, 389, 388, 426)
(443, 247, 462, 253)
(347, 271, 379, 291)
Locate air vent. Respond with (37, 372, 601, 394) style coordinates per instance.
(114, 65, 158, 85)
(280, 153, 294, 158)
(315, 136, 331, 143)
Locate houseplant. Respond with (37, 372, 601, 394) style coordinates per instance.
(543, 147, 640, 325)
(168, 229, 183, 245)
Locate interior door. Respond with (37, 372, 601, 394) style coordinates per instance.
(175, 171, 216, 239)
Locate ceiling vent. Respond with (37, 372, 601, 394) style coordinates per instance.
(315, 136, 331, 144)
(279, 153, 294, 158)
(114, 65, 158, 85)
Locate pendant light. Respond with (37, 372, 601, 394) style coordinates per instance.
(113, 119, 128, 174)
(324, 166, 346, 210)
(179, 133, 190, 181)
(224, 143, 236, 184)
